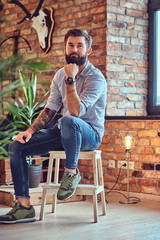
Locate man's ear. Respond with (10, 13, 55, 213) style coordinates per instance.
(87, 47, 92, 56)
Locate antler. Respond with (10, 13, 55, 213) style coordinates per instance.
(31, 0, 44, 18)
(9, 0, 31, 24)
(9, 0, 44, 24)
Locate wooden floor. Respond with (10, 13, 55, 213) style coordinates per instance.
(1, 192, 160, 240)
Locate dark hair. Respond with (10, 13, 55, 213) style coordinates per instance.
(64, 29, 92, 49)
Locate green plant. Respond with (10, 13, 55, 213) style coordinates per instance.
(4, 70, 49, 131)
(27, 156, 48, 167)
(0, 70, 49, 159)
(0, 54, 50, 160)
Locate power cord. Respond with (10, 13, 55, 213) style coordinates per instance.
(98, 163, 140, 203)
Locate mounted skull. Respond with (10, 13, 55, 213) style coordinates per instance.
(9, 0, 55, 53)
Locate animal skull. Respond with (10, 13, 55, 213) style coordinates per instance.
(9, 0, 55, 53)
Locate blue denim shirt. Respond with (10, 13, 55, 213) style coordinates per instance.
(45, 61, 107, 139)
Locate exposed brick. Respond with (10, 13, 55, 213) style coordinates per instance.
(127, 121, 145, 129)
(119, 1, 137, 10)
(108, 21, 125, 28)
(90, 6, 106, 14)
(137, 179, 157, 186)
(107, 5, 125, 15)
(122, 45, 139, 53)
(127, 24, 144, 31)
(155, 148, 160, 155)
(126, 110, 146, 116)
(126, 9, 143, 18)
(117, 14, 134, 24)
(136, 147, 155, 155)
(108, 87, 119, 94)
(150, 138, 160, 146)
(107, 121, 126, 129)
(138, 32, 148, 40)
(107, 63, 125, 72)
(118, 59, 137, 66)
(125, 94, 143, 101)
(118, 101, 134, 109)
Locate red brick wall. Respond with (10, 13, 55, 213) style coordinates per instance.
(99, 119, 160, 196)
(106, 0, 148, 116)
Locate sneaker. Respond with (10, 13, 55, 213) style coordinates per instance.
(0, 202, 36, 224)
(57, 169, 81, 200)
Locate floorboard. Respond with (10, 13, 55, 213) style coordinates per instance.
(0, 192, 160, 240)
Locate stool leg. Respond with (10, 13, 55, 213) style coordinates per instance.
(40, 188, 47, 220)
(92, 153, 98, 223)
(40, 154, 54, 220)
(51, 158, 60, 213)
(93, 191, 98, 223)
(97, 156, 107, 215)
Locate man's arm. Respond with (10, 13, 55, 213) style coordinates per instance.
(28, 108, 56, 133)
(14, 108, 56, 143)
(64, 63, 80, 116)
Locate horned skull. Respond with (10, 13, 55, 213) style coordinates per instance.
(32, 10, 48, 50)
(9, 0, 55, 53)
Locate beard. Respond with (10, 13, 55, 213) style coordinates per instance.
(65, 52, 87, 66)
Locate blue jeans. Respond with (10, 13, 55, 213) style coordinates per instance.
(9, 116, 101, 198)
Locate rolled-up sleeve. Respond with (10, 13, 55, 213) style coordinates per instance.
(45, 72, 63, 111)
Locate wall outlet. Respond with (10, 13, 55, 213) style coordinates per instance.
(118, 160, 134, 170)
(108, 160, 115, 168)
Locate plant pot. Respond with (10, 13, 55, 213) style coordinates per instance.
(28, 165, 42, 188)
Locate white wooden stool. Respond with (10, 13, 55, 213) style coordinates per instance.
(40, 150, 106, 223)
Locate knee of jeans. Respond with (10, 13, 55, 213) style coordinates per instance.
(61, 116, 79, 135)
(8, 141, 21, 155)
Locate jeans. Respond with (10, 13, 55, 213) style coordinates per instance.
(9, 116, 101, 198)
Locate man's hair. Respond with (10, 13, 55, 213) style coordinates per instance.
(64, 29, 92, 49)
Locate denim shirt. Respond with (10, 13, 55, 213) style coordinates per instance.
(45, 61, 107, 140)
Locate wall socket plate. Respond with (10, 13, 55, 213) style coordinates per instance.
(118, 160, 134, 170)
(108, 160, 115, 168)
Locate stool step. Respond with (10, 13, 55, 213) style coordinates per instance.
(42, 184, 104, 195)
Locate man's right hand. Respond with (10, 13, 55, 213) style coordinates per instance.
(14, 130, 33, 144)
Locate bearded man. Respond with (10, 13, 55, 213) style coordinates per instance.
(0, 29, 107, 224)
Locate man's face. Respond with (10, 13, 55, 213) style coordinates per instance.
(65, 36, 89, 66)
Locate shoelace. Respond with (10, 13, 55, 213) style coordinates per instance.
(60, 174, 74, 190)
(7, 203, 20, 215)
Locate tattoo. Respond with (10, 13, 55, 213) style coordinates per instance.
(28, 108, 56, 134)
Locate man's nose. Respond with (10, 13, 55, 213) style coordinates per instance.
(73, 46, 78, 52)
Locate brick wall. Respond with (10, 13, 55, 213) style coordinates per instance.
(106, 0, 148, 116)
(99, 119, 160, 196)
(2, 0, 160, 198)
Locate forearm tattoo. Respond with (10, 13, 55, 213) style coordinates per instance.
(28, 108, 56, 134)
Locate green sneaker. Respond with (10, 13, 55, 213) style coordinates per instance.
(57, 169, 81, 200)
(0, 202, 36, 224)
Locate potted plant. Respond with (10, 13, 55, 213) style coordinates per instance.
(3, 71, 50, 187)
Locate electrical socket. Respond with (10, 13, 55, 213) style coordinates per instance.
(108, 160, 115, 168)
(118, 160, 134, 170)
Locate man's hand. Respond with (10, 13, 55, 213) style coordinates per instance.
(14, 131, 33, 144)
(64, 63, 79, 79)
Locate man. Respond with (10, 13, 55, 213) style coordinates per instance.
(0, 29, 107, 224)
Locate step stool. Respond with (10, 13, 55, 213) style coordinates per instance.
(39, 150, 106, 223)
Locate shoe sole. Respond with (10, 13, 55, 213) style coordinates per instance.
(0, 217, 36, 224)
(57, 176, 81, 201)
